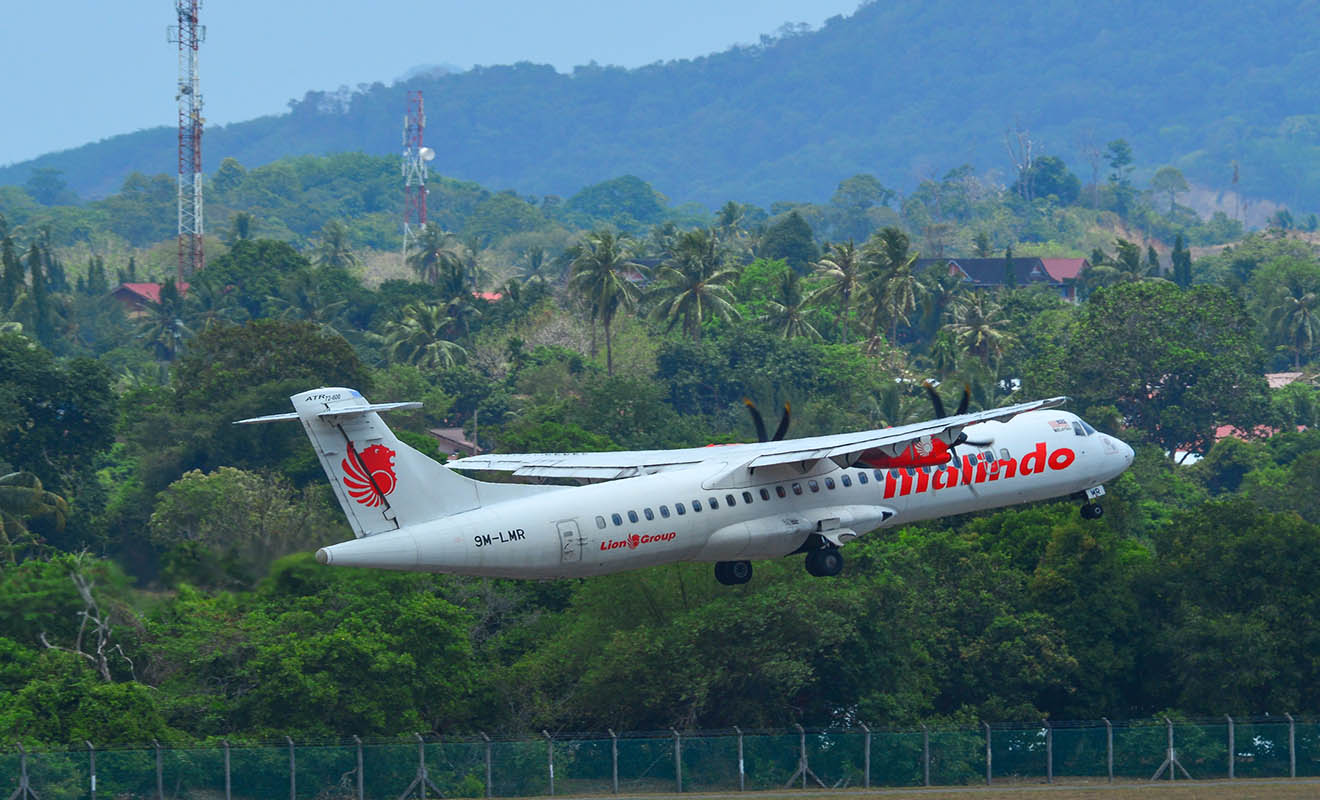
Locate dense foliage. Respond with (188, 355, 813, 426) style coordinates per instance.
(3, 146, 1320, 747)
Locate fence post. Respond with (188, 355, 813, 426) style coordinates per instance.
(14, 743, 33, 800)
(921, 724, 930, 787)
(224, 739, 231, 800)
(859, 723, 871, 788)
(353, 736, 363, 800)
(1226, 715, 1234, 779)
(796, 723, 807, 790)
(983, 723, 992, 786)
(480, 733, 492, 798)
(418, 733, 428, 800)
(734, 726, 744, 792)
(87, 741, 96, 800)
(1043, 720, 1052, 784)
(155, 739, 164, 800)
(1102, 718, 1112, 783)
(607, 729, 618, 795)
(286, 736, 296, 800)
(1286, 713, 1296, 778)
(1166, 717, 1175, 782)
(543, 730, 554, 797)
(671, 728, 682, 793)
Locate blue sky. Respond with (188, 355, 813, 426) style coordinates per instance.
(1, 0, 860, 167)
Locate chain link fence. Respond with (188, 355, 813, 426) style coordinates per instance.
(5, 716, 1317, 799)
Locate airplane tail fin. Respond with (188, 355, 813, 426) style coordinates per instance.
(236, 387, 483, 538)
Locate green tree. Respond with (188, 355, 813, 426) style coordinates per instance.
(407, 222, 468, 289)
(1268, 284, 1320, 368)
(649, 228, 741, 341)
(0, 472, 68, 564)
(810, 241, 866, 343)
(313, 219, 358, 269)
(1011, 155, 1081, 204)
(1048, 282, 1268, 457)
(1171, 233, 1193, 288)
(568, 230, 644, 375)
(381, 302, 468, 370)
(1150, 165, 1189, 213)
(149, 467, 347, 588)
(135, 278, 192, 361)
(947, 291, 1016, 367)
(863, 227, 920, 344)
(1105, 138, 1135, 216)
(758, 210, 819, 273)
(760, 268, 821, 341)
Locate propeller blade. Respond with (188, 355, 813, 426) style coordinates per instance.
(772, 403, 792, 441)
(956, 384, 971, 415)
(923, 380, 947, 419)
(744, 398, 768, 443)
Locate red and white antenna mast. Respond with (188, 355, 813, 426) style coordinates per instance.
(401, 90, 431, 266)
(168, 0, 205, 282)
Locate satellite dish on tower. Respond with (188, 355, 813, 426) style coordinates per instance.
(419, 147, 435, 161)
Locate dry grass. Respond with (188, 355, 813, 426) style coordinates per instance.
(608, 780, 1320, 800)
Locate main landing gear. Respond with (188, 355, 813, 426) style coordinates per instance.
(804, 547, 844, 577)
(715, 560, 753, 585)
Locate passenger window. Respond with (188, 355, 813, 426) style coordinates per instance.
(709, 497, 719, 509)
(824, 477, 835, 490)
(692, 500, 702, 512)
(841, 474, 852, 487)
(611, 513, 623, 526)
(644, 508, 655, 521)
(1000, 448, 1011, 460)
(676, 502, 686, 515)
(775, 485, 787, 498)
(874, 470, 885, 482)
(628, 510, 639, 523)
(659, 505, 670, 518)
(905, 467, 916, 476)
(808, 480, 820, 493)
(1072, 421, 1086, 437)
(792, 483, 803, 495)
(725, 494, 736, 507)
(743, 491, 754, 504)
(760, 488, 771, 501)
(984, 450, 996, 463)
(596, 515, 606, 529)
(858, 472, 868, 485)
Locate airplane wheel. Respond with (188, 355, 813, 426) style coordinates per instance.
(1080, 503, 1103, 520)
(805, 549, 843, 577)
(716, 561, 752, 585)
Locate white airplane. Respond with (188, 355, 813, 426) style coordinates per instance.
(238, 387, 1133, 584)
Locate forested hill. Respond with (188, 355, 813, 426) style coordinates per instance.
(6, 0, 1320, 209)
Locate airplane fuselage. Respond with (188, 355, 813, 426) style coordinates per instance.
(316, 410, 1133, 578)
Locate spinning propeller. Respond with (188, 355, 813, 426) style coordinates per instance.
(744, 398, 791, 442)
(923, 379, 972, 459)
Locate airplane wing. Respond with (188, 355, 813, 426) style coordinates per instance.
(447, 396, 1067, 480)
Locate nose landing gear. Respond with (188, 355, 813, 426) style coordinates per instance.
(715, 560, 753, 585)
(804, 547, 844, 577)
(1080, 502, 1103, 520)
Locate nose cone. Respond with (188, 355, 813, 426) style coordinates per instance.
(1121, 440, 1134, 467)
(316, 529, 420, 570)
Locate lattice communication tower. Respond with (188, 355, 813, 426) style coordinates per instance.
(168, 0, 206, 281)
(401, 91, 431, 266)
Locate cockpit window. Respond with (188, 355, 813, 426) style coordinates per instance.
(1072, 421, 1086, 437)
(1081, 420, 1097, 435)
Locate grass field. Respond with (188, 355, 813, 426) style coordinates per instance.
(600, 780, 1320, 800)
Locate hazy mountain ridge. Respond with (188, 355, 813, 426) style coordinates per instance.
(5, 0, 1320, 209)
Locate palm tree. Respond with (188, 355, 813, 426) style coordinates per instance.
(267, 271, 349, 333)
(947, 291, 1017, 367)
(136, 279, 192, 361)
(1269, 287, 1320, 368)
(314, 220, 359, 270)
(649, 228, 741, 341)
(381, 302, 467, 370)
(864, 227, 921, 344)
(183, 275, 247, 332)
(569, 231, 644, 375)
(408, 222, 467, 290)
(0, 471, 67, 565)
(811, 241, 866, 343)
(762, 269, 821, 341)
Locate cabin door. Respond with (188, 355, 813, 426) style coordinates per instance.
(556, 520, 583, 563)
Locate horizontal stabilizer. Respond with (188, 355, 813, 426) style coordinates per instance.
(236, 401, 422, 425)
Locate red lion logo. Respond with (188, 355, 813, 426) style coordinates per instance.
(627, 534, 641, 549)
(342, 444, 398, 507)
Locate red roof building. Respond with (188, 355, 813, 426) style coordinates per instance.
(111, 282, 189, 315)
